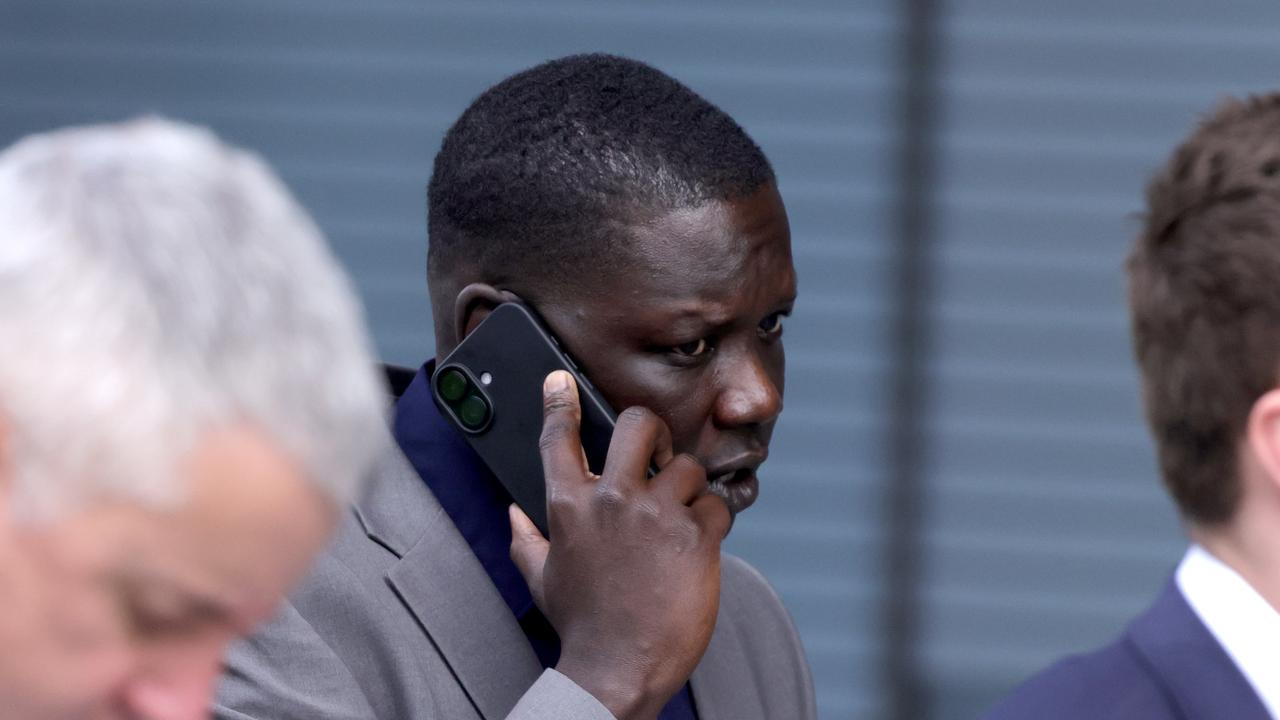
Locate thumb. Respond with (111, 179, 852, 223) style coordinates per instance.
(509, 503, 550, 611)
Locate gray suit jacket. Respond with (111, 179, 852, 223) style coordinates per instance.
(215, 445, 817, 720)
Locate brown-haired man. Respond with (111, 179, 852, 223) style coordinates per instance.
(986, 95, 1280, 720)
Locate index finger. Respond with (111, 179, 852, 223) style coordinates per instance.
(691, 492, 732, 542)
(538, 370, 590, 489)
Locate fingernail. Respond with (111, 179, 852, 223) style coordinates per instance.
(544, 370, 571, 393)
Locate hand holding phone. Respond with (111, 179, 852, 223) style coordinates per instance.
(508, 371, 730, 720)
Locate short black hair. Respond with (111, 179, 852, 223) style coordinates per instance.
(426, 53, 775, 294)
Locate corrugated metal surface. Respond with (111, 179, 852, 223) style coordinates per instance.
(921, 1, 1280, 717)
(0, 2, 894, 717)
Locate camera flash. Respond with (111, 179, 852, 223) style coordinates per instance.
(480, 372, 493, 386)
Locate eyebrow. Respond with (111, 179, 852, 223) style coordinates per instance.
(643, 297, 798, 339)
(113, 571, 243, 633)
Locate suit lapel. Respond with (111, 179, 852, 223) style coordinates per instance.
(689, 583, 769, 720)
(355, 445, 543, 720)
(1127, 579, 1271, 720)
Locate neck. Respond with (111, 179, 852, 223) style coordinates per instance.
(1192, 504, 1280, 615)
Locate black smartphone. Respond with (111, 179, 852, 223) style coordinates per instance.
(431, 303, 618, 537)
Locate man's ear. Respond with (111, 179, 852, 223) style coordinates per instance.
(1245, 388, 1280, 494)
(452, 283, 523, 345)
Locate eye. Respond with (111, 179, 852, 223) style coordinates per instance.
(113, 578, 233, 639)
(120, 596, 192, 638)
(671, 338, 712, 358)
(758, 312, 786, 337)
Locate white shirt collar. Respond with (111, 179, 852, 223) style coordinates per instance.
(1176, 544, 1280, 720)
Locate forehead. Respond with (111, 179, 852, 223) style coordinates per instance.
(107, 426, 333, 624)
(606, 185, 795, 309)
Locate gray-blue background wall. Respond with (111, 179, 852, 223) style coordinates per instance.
(3, 1, 1277, 718)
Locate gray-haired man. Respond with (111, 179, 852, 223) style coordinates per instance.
(0, 118, 387, 720)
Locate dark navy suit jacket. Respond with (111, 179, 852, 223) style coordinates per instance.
(985, 579, 1271, 720)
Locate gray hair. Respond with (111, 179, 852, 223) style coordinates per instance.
(0, 117, 387, 520)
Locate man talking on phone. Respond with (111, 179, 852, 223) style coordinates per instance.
(217, 54, 816, 720)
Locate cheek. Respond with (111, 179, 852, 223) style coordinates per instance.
(587, 356, 716, 453)
(654, 391, 718, 456)
(0, 574, 135, 713)
(51, 578, 137, 680)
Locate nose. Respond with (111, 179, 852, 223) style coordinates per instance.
(122, 639, 227, 720)
(714, 349, 783, 429)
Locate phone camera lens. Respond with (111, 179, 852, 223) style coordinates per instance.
(458, 394, 490, 430)
(438, 368, 469, 402)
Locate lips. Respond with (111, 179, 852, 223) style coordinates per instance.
(704, 452, 766, 516)
(706, 468, 760, 516)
